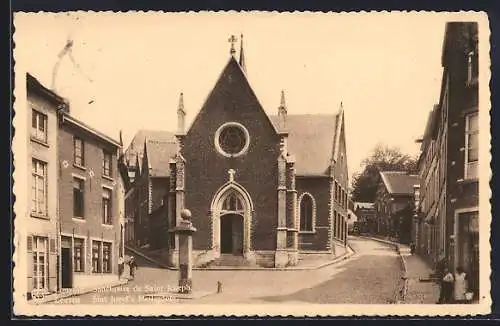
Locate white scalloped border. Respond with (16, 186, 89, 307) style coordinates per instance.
(12, 10, 492, 317)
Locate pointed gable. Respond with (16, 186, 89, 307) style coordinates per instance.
(186, 56, 278, 136)
(333, 104, 345, 162)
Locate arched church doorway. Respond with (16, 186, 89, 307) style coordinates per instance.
(219, 192, 245, 255)
(210, 174, 254, 258)
(220, 213, 244, 254)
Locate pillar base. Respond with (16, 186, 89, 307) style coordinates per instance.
(288, 249, 299, 266)
(244, 250, 257, 265)
(274, 249, 289, 268)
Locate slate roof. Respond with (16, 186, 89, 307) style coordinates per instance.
(131, 112, 339, 178)
(146, 138, 178, 177)
(270, 114, 338, 175)
(379, 171, 420, 195)
(125, 129, 177, 178)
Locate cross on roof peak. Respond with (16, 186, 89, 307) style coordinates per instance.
(228, 35, 238, 56)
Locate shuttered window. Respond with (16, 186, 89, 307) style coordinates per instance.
(32, 236, 48, 291)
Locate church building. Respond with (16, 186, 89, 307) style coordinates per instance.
(121, 36, 350, 268)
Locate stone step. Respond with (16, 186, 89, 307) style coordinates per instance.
(209, 254, 250, 267)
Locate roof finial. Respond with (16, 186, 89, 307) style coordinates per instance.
(178, 92, 185, 114)
(278, 90, 288, 131)
(239, 33, 246, 72)
(280, 90, 287, 108)
(118, 130, 124, 156)
(177, 92, 186, 135)
(228, 35, 238, 56)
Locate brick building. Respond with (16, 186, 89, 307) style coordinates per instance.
(166, 38, 349, 268)
(414, 22, 479, 298)
(25, 73, 66, 298)
(413, 104, 447, 265)
(119, 130, 177, 248)
(120, 37, 350, 268)
(375, 171, 419, 244)
(57, 107, 123, 289)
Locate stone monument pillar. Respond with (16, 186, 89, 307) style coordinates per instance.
(173, 208, 197, 294)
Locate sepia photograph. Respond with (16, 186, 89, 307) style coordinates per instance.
(12, 11, 491, 316)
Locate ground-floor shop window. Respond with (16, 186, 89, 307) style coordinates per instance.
(73, 238, 85, 272)
(92, 240, 113, 273)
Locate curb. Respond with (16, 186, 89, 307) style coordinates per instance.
(126, 244, 356, 272)
(358, 236, 409, 302)
(33, 279, 129, 304)
(125, 245, 175, 270)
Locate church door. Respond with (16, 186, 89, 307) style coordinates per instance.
(220, 214, 244, 255)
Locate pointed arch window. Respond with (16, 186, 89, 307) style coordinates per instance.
(221, 192, 244, 214)
(299, 193, 316, 232)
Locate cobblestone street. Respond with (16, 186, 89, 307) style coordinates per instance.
(249, 237, 404, 304)
(71, 237, 435, 305)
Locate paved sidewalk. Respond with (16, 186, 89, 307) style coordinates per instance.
(404, 254, 439, 304)
(358, 235, 439, 304)
(125, 244, 356, 271)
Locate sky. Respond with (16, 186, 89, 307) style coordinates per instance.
(15, 12, 448, 183)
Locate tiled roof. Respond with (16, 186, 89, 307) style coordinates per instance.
(379, 171, 420, 195)
(270, 114, 338, 175)
(125, 130, 177, 177)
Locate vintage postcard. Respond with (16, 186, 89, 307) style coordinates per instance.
(12, 11, 491, 317)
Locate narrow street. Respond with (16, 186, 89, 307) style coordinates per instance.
(75, 237, 405, 304)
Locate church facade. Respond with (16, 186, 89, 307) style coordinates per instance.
(122, 37, 350, 268)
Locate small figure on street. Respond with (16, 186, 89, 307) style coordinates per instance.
(118, 256, 124, 279)
(441, 267, 454, 304)
(454, 266, 468, 304)
(409, 242, 416, 255)
(435, 251, 448, 304)
(128, 256, 138, 280)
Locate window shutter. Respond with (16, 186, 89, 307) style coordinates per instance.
(27, 235, 33, 253)
(50, 238, 57, 253)
(27, 245, 34, 293)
